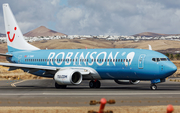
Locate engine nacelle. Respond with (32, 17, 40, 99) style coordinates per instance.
(129, 80, 140, 84)
(114, 80, 140, 85)
(54, 69, 82, 85)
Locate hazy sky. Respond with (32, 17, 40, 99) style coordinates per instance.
(0, 0, 180, 35)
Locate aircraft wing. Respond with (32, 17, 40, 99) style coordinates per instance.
(0, 62, 90, 75)
(0, 53, 12, 57)
(0, 62, 57, 71)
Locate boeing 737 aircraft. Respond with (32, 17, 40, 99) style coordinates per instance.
(0, 4, 177, 90)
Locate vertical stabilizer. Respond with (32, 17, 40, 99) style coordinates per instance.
(3, 3, 40, 52)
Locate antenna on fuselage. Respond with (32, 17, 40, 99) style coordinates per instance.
(148, 44, 152, 50)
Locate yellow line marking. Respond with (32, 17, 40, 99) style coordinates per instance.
(11, 80, 28, 87)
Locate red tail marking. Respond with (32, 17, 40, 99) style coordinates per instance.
(7, 27, 17, 42)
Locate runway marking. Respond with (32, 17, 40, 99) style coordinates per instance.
(0, 92, 180, 96)
(11, 80, 28, 87)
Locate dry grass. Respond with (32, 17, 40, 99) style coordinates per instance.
(0, 66, 44, 80)
(1, 39, 180, 52)
(0, 106, 178, 113)
(172, 61, 180, 77)
(31, 39, 180, 51)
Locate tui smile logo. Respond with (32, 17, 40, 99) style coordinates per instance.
(7, 27, 17, 42)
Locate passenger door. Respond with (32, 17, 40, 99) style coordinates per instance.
(138, 54, 146, 69)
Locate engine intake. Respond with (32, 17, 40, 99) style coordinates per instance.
(54, 69, 82, 85)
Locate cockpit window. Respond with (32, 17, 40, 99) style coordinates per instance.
(152, 58, 169, 62)
(160, 58, 167, 61)
(157, 58, 160, 62)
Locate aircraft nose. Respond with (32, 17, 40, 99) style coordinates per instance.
(167, 63, 177, 75)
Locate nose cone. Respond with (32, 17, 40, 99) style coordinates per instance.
(167, 63, 177, 75)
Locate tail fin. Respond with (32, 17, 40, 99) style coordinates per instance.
(3, 3, 40, 52)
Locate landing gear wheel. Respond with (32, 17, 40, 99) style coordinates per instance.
(95, 80, 101, 88)
(150, 84, 157, 90)
(55, 82, 67, 89)
(89, 80, 101, 88)
(89, 80, 95, 88)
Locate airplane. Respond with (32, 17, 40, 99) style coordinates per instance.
(0, 3, 177, 90)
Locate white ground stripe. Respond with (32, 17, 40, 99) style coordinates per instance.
(42, 92, 180, 96)
(11, 80, 28, 87)
(0, 92, 180, 96)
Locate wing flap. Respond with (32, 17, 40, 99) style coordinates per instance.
(0, 62, 57, 71)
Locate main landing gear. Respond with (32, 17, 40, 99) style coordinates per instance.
(55, 82, 67, 89)
(89, 80, 101, 88)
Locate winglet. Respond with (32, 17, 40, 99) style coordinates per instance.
(148, 44, 152, 50)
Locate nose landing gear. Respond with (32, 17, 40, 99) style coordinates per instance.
(89, 80, 101, 88)
(150, 84, 157, 90)
(150, 78, 165, 90)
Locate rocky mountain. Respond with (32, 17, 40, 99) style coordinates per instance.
(24, 26, 66, 37)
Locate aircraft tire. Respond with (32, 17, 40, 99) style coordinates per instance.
(89, 80, 95, 88)
(55, 82, 67, 89)
(95, 80, 101, 88)
(150, 84, 157, 90)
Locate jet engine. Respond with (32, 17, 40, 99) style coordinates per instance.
(54, 69, 82, 85)
(114, 80, 140, 85)
(129, 80, 140, 84)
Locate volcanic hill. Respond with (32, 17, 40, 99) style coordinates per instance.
(23, 26, 66, 37)
(133, 32, 180, 37)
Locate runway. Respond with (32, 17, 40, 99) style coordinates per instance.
(0, 79, 180, 106)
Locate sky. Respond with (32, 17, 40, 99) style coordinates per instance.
(0, 0, 180, 36)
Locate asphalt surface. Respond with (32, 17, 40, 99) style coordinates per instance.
(0, 79, 179, 106)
